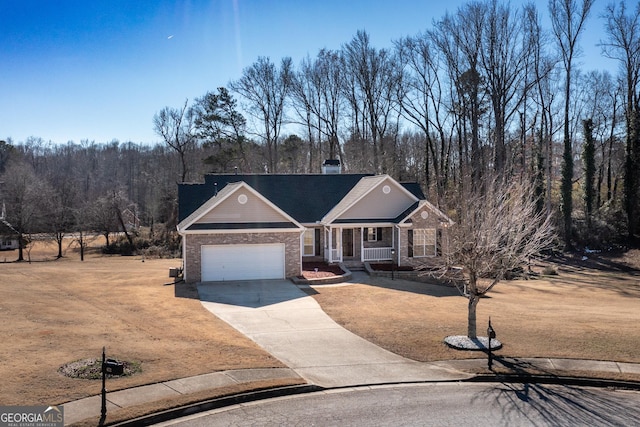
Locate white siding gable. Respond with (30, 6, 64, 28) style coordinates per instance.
(398, 200, 454, 227)
(177, 181, 302, 233)
(338, 178, 417, 220)
(323, 175, 419, 223)
(195, 190, 286, 224)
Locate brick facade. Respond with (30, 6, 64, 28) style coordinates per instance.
(399, 206, 450, 268)
(184, 232, 301, 282)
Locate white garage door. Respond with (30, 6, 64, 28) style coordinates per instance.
(201, 244, 285, 281)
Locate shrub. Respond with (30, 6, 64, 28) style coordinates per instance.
(573, 204, 628, 250)
(102, 226, 181, 258)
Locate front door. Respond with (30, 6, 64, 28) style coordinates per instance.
(342, 229, 354, 257)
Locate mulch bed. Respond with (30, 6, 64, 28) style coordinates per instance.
(58, 358, 141, 380)
(299, 262, 345, 279)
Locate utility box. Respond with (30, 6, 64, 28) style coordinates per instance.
(169, 267, 179, 278)
(103, 359, 124, 376)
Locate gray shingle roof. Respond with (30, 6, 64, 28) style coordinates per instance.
(178, 174, 426, 224)
(0, 219, 18, 236)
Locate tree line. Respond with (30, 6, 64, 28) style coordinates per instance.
(2, 0, 639, 260)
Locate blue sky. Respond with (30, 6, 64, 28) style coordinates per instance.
(1, 0, 618, 146)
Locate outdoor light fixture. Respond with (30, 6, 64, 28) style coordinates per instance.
(391, 248, 396, 280)
(487, 318, 496, 370)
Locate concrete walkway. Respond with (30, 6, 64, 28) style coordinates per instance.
(197, 278, 466, 388)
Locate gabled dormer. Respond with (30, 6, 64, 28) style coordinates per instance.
(321, 175, 419, 224)
(177, 181, 303, 233)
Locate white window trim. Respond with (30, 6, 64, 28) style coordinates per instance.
(303, 229, 315, 256)
(413, 228, 437, 258)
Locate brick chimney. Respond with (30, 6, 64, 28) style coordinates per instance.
(322, 159, 341, 174)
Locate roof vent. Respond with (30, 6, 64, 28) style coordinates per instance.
(322, 159, 341, 174)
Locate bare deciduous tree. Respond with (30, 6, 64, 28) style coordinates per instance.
(291, 49, 345, 170)
(395, 32, 450, 203)
(602, 1, 640, 242)
(90, 193, 119, 247)
(153, 99, 198, 182)
(111, 189, 136, 252)
(1, 161, 46, 261)
(343, 30, 402, 174)
(436, 177, 555, 339)
(549, 0, 595, 248)
(44, 181, 76, 259)
(431, 3, 487, 189)
(230, 56, 293, 173)
(481, 0, 535, 175)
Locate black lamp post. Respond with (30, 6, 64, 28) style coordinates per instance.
(391, 248, 396, 280)
(487, 318, 496, 370)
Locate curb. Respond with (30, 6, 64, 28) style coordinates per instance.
(464, 374, 640, 390)
(109, 384, 323, 426)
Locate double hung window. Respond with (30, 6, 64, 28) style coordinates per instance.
(303, 229, 315, 256)
(409, 228, 436, 257)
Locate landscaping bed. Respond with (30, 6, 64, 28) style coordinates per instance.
(298, 262, 345, 279)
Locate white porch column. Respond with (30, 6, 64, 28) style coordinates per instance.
(360, 226, 364, 262)
(299, 228, 306, 273)
(336, 227, 342, 262)
(396, 225, 401, 266)
(327, 226, 333, 263)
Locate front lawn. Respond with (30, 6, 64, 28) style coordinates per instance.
(0, 239, 286, 406)
(310, 251, 640, 372)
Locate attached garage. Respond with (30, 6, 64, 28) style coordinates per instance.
(201, 243, 285, 281)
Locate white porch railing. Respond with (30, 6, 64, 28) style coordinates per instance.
(363, 247, 393, 261)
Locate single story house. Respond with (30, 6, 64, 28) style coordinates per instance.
(177, 164, 453, 282)
(0, 219, 19, 251)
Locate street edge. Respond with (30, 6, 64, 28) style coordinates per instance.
(106, 374, 640, 426)
(464, 374, 640, 390)
(108, 384, 324, 427)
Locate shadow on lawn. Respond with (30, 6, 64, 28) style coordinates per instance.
(369, 250, 640, 299)
(546, 251, 640, 298)
(363, 274, 461, 298)
(552, 251, 640, 275)
(549, 272, 640, 298)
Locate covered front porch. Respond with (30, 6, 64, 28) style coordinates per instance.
(324, 225, 397, 264)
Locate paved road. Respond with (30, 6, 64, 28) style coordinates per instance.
(197, 279, 466, 387)
(156, 383, 640, 426)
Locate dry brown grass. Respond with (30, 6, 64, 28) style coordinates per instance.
(310, 253, 640, 367)
(3, 238, 640, 409)
(0, 238, 284, 406)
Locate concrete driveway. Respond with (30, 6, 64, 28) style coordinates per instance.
(197, 277, 467, 388)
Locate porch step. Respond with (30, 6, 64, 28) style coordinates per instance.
(341, 261, 365, 271)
